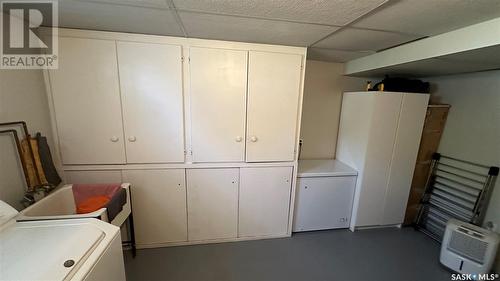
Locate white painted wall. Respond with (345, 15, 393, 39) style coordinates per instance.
(0, 69, 59, 210)
(299, 60, 367, 159)
(426, 70, 500, 270)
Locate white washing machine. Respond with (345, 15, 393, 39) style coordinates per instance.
(0, 201, 126, 281)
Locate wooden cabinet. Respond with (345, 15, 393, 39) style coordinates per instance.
(189, 47, 247, 162)
(49, 38, 125, 164)
(336, 92, 429, 229)
(123, 169, 187, 246)
(404, 105, 450, 224)
(117, 41, 184, 164)
(239, 167, 293, 237)
(246, 51, 302, 162)
(186, 168, 238, 240)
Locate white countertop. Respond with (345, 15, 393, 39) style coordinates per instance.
(298, 159, 357, 178)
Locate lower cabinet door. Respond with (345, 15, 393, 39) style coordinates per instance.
(64, 170, 122, 184)
(187, 168, 239, 241)
(123, 169, 187, 245)
(293, 176, 356, 232)
(239, 167, 293, 237)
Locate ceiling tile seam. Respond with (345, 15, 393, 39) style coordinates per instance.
(74, 0, 170, 10)
(173, 9, 342, 28)
(346, 26, 425, 37)
(309, 47, 375, 54)
(174, 8, 424, 37)
(309, 0, 399, 47)
(166, 0, 188, 37)
(376, 36, 428, 52)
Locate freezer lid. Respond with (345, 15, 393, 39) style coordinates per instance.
(0, 221, 105, 281)
(298, 159, 358, 177)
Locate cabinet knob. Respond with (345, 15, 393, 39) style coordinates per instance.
(110, 136, 119, 142)
(128, 136, 136, 142)
(250, 136, 258, 142)
(235, 136, 243, 142)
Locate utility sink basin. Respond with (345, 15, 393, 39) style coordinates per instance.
(17, 183, 131, 227)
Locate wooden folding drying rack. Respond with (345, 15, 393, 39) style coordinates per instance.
(415, 153, 499, 241)
(0, 121, 42, 192)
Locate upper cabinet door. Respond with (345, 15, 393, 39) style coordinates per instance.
(189, 47, 247, 162)
(117, 42, 184, 163)
(246, 51, 302, 162)
(49, 38, 125, 164)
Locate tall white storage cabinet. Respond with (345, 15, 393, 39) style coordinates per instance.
(46, 28, 306, 248)
(336, 91, 429, 230)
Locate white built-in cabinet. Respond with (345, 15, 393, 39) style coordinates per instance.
(49, 38, 125, 164)
(50, 39, 303, 165)
(47, 29, 305, 248)
(49, 39, 185, 164)
(189, 49, 302, 163)
(117, 42, 184, 163)
(186, 168, 239, 240)
(336, 91, 429, 230)
(189, 47, 247, 162)
(123, 169, 187, 245)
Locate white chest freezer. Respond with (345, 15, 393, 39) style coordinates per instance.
(0, 201, 126, 281)
(293, 159, 358, 232)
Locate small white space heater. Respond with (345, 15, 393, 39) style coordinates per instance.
(441, 219, 499, 275)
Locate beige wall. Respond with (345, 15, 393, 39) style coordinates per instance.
(0, 69, 58, 210)
(427, 70, 500, 271)
(299, 60, 367, 160)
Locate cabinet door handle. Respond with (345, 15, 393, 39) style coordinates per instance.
(249, 136, 258, 142)
(235, 136, 243, 142)
(128, 136, 136, 142)
(110, 136, 119, 142)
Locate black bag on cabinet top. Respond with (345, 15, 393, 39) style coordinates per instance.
(371, 76, 430, 93)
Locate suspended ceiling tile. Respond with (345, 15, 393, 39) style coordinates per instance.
(173, 0, 389, 26)
(353, 0, 500, 36)
(178, 12, 338, 46)
(59, 0, 184, 36)
(307, 48, 374, 63)
(75, 0, 170, 9)
(314, 28, 423, 51)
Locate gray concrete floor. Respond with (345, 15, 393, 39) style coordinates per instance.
(124, 227, 451, 281)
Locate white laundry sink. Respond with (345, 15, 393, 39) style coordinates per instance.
(18, 183, 131, 227)
(0, 200, 126, 281)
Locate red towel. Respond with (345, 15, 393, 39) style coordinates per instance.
(72, 183, 121, 214)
